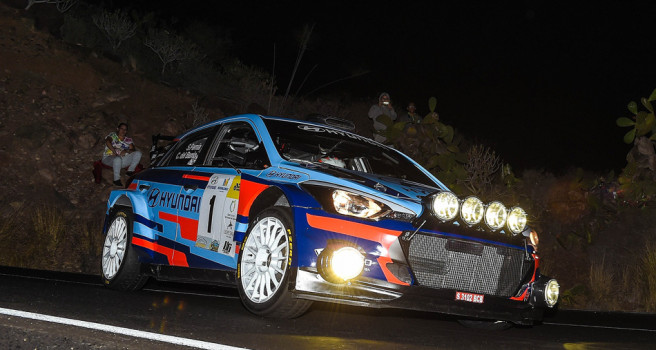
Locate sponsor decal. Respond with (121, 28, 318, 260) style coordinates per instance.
(196, 174, 241, 257)
(455, 291, 484, 304)
(266, 170, 301, 180)
(147, 188, 200, 213)
(297, 124, 381, 146)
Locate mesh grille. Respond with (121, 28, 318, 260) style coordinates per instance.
(408, 233, 531, 297)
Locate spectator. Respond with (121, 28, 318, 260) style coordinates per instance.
(368, 92, 397, 143)
(102, 122, 142, 186)
(400, 102, 422, 124)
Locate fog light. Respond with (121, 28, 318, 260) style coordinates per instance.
(317, 246, 365, 283)
(432, 192, 459, 221)
(545, 279, 560, 307)
(460, 196, 484, 225)
(484, 201, 507, 231)
(507, 207, 527, 235)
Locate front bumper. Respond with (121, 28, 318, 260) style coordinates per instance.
(292, 268, 548, 325)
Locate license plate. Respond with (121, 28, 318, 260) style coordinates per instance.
(455, 291, 484, 304)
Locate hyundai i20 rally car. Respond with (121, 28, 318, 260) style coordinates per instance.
(101, 114, 559, 327)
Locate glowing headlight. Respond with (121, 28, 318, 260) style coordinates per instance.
(460, 196, 484, 225)
(484, 201, 507, 231)
(507, 207, 527, 235)
(432, 192, 459, 221)
(545, 279, 560, 307)
(332, 190, 383, 219)
(331, 247, 365, 281)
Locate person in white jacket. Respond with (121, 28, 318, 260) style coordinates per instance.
(368, 92, 397, 143)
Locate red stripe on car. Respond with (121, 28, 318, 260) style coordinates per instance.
(237, 180, 268, 216)
(132, 236, 188, 267)
(305, 213, 407, 285)
(182, 174, 210, 181)
(159, 212, 198, 241)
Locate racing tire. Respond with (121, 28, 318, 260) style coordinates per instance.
(101, 208, 148, 291)
(457, 319, 512, 330)
(237, 207, 312, 318)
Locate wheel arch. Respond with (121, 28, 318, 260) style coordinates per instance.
(104, 191, 149, 235)
(248, 186, 291, 220)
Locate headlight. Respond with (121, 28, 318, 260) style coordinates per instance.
(432, 191, 459, 221)
(333, 190, 384, 219)
(507, 207, 527, 235)
(484, 201, 507, 231)
(545, 279, 560, 307)
(317, 246, 365, 283)
(460, 196, 484, 225)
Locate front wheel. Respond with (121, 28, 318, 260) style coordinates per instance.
(101, 208, 148, 291)
(237, 207, 312, 318)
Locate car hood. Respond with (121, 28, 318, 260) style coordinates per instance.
(282, 162, 439, 203)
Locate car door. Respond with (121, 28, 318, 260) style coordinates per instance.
(178, 121, 270, 270)
(138, 127, 215, 267)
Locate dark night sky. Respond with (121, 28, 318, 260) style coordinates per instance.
(130, 1, 655, 174)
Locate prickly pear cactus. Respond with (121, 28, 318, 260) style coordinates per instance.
(616, 88, 656, 144)
(377, 96, 467, 190)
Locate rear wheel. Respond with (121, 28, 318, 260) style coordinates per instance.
(101, 208, 148, 291)
(237, 207, 312, 318)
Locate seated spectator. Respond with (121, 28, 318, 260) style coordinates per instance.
(102, 123, 142, 186)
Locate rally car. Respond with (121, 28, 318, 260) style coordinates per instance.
(101, 114, 559, 328)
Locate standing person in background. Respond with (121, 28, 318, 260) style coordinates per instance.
(102, 122, 142, 186)
(368, 92, 397, 143)
(400, 102, 422, 124)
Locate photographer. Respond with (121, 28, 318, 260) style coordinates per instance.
(368, 92, 397, 143)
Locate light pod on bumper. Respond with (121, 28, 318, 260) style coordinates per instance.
(532, 278, 560, 308)
(507, 207, 528, 235)
(317, 246, 365, 283)
(460, 196, 484, 225)
(432, 192, 459, 221)
(484, 201, 507, 231)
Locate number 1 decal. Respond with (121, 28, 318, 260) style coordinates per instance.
(207, 195, 216, 232)
(196, 174, 241, 257)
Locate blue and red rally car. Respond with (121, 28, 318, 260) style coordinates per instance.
(101, 114, 558, 327)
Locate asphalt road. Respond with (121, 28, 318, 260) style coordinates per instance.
(1, 266, 655, 349)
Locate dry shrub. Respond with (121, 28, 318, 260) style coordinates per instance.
(587, 258, 620, 311)
(641, 242, 656, 311)
(74, 221, 104, 274)
(33, 206, 66, 255)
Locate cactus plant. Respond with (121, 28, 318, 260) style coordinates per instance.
(616, 88, 656, 144)
(377, 97, 467, 190)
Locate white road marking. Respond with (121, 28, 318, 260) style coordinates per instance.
(543, 322, 656, 332)
(0, 307, 250, 350)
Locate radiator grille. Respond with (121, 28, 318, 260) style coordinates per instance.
(407, 233, 531, 297)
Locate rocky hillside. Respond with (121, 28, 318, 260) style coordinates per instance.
(0, 3, 219, 225)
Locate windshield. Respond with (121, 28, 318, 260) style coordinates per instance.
(263, 118, 439, 187)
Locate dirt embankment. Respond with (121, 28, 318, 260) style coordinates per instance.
(0, 2, 219, 226)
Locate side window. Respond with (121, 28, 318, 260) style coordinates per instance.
(206, 122, 269, 169)
(165, 128, 215, 167)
